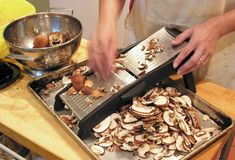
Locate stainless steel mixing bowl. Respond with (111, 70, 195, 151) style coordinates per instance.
(3, 12, 82, 70)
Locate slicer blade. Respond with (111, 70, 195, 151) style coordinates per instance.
(59, 73, 128, 120)
(122, 27, 186, 77)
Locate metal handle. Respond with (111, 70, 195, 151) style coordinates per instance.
(7, 53, 35, 61)
(49, 8, 74, 16)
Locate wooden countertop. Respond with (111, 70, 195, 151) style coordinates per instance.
(0, 39, 234, 160)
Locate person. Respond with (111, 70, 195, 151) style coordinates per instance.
(88, 0, 235, 89)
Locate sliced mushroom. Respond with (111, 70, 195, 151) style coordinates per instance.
(163, 110, 175, 126)
(153, 152, 164, 160)
(90, 145, 105, 156)
(154, 96, 169, 107)
(120, 143, 137, 151)
(187, 108, 201, 129)
(131, 99, 155, 114)
(150, 145, 164, 154)
(60, 115, 73, 128)
(121, 121, 143, 131)
(109, 119, 118, 130)
(92, 88, 106, 99)
(134, 134, 147, 143)
(123, 112, 138, 123)
(179, 119, 192, 136)
(98, 141, 113, 148)
(176, 135, 184, 152)
(124, 136, 135, 144)
(181, 95, 192, 107)
(115, 62, 126, 70)
(85, 97, 93, 107)
(116, 130, 130, 140)
(162, 136, 176, 145)
(142, 88, 155, 99)
(202, 115, 210, 121)
(140, 98, 155, 105)
(67, 87, 77, 95)
(84, 79, 93, 87)
(194, 131, 211, 142)
(93, 116, 111, 133)
(137, 143, 150, 158)
(173, 97, 187, 107)
(164, 149, 175, 157)
(143, 123, 156, 132)
(158, 123, 169, 133)
(168, 143, 177, 150)
(202, 127, 217, 133)
(110, 84, 124, 94)
(138, 62, 148, 70)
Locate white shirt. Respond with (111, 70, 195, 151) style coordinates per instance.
(124, 0, 235, 90)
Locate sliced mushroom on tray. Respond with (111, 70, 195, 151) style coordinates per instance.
(91, 86, 218, 159)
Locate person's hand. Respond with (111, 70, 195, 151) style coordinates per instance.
(88, 20, 117, 77)
(172, 18, 222, 75)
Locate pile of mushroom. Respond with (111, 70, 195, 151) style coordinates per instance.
(67, 66, 124, 106)
(142, 38, 164, 62)
(91, 86, 216, 159)
(33, 32, 67, 48)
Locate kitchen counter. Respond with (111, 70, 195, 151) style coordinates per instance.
(0, 39, 234, 160)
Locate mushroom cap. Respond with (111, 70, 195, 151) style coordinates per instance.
(93, 116, 111, 133)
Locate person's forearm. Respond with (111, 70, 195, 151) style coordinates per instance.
(215, 8, 235, 37)
(99, 0, 125, 24)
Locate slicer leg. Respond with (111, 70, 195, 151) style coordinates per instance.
(219, 123, 235, 160)
(183, 72, 196, 93)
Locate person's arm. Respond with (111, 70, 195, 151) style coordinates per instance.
(172, 9, 235, 75)
(99, 0, 125, 25)
(88, 0, 125, 77)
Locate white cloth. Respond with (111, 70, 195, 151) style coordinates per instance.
(124, 0, 235, 90)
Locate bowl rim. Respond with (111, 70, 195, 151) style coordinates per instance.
(3, 12, 83, 51)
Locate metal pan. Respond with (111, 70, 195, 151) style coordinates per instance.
(28, 62, 233, 160)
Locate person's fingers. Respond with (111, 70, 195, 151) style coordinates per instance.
(88, 37, 105, 75)
(183, 54, 209, 75)
(177, 47, 204, 75)
(107, 36, 117, 70)
(172, 29, 192, 46)
(173, 41, 196, 69)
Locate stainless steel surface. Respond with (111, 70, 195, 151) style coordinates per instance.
(60, 73, 128, 120)
(3, 12, 82, 70)
(0, 143, 26, 160)
(123, 28, 186, 76)
(28, 63, 233, 160)
(7, 53, 35, 61)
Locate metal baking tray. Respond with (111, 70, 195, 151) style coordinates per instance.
(0, 137, 26, 160)
(28, 62, 233, 160)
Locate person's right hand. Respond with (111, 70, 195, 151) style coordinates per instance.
(88, 20, 117, 77)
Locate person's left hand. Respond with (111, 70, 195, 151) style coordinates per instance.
(172, 18, 222, 75)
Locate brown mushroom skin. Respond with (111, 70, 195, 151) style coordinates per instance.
(71, 74, 85, 91)
(82, 86, 93, 95)
(48, 32, 66, 46)
(33, 34, 49, 48)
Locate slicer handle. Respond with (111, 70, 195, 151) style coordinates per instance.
(121, 81, 146, 102)
(183, 72, 196, 93)
(165, 27, 182, 38)
(54, 83, 72, 111)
